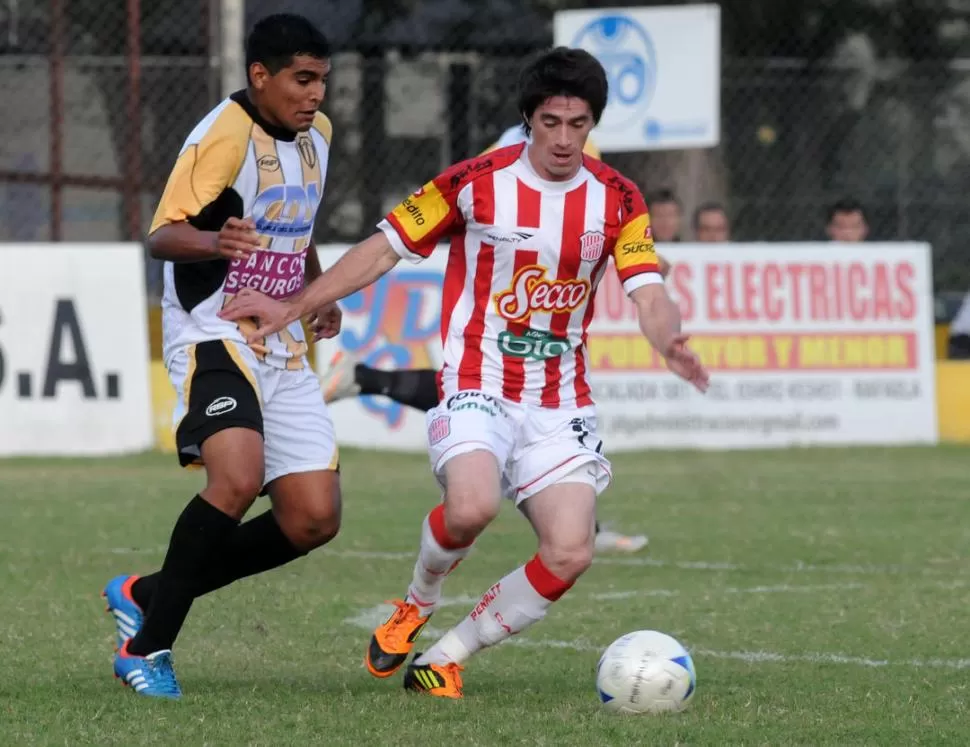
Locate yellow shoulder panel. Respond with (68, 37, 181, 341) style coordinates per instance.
(149, 102, 252, 234)
(312, 112, 333, 145)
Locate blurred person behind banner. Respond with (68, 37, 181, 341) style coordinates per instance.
(693, 201, 730, 242)
(826, 197, 869, 242)
(646, 189, 682, 243)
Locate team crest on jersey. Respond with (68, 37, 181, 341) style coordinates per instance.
(428, 415, 451, 445)
(493, 264, 591, 324)
(579, 231, 605, 262)
(297, 134, 317, 168)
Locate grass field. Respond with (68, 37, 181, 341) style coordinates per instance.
(1, 446, 969, 746)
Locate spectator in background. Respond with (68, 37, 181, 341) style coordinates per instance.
(646, 189, 682, 242)
(826, 198, 869, 242)
(693, 201, 730, 242)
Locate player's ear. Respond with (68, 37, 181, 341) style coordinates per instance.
(249, 62, 270, 90)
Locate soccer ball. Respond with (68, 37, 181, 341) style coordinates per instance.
(595, 630, 697, 715)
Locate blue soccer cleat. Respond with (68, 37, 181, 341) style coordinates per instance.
(102, 574, 144, 649)
(114, 640, 182, 699)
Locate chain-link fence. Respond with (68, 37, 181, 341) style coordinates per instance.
(0, 0, 217, 287)
(3, 0, 969, 297)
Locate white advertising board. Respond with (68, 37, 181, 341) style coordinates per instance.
(554, 4, 721, 152)
(316, 242, 938, 452)
(0, 244, 154, 455)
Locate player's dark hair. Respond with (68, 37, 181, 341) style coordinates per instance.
(647, 188, 680, 208)
(693, 201, 727, 230)
(517, 47, 608, 136)
(245, 14, 330, 79)
(827, 197, 867, 223)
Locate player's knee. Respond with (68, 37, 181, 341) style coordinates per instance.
(443, 491, 499, 543)
(205, 468, 264, 516)
(538, 542, 594, 583)
(285, 493, 342, 551)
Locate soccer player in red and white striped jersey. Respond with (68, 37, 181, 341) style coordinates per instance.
(221, 47, 709, 699)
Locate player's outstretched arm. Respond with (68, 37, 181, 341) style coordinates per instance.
(630, 283, 710, 392)
(219, 231, 400, 342)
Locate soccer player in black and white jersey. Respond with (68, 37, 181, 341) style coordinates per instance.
(101, 14, 345, 698)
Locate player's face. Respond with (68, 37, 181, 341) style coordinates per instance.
(527, 96, 595, 181)
(695, 210, 730, 242)
(250, 55, 330, 132)
(651, 201, 681, 242)
(827, 210, 868, 242)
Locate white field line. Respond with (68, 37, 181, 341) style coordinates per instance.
(99, 546, 969, 580)
(343, 601, 970, 671)
(589, 582, 864, 601)
(331, 549, 968, 578)
(592, 556, 963, 576)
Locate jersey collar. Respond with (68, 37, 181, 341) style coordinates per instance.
(514, 145, 587, 193)
(230, 90, 297, 142)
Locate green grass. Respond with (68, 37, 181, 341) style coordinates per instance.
(1, 446, 969, 746)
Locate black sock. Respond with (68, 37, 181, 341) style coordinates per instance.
(595, 521, 601, 534)
(126, 495, 238, 656)
(355, 365, 439, 412)
(131, 510, 305, 611)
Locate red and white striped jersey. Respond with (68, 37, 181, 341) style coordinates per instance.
(378, 144, 662, 409)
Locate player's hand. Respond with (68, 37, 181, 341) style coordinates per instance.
(215, 217, 260, 261)
(218, 288, 293, 341)
(663, 334, 710, 393)
(308, 303, 342, 341)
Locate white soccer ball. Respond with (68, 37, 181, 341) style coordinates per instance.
(595, 630, 697, 715)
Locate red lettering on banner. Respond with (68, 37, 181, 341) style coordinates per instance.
(809, 265, 828, 320)
(742, 263, 758, 321)
(788, 264, 805, 321)
(599, 263, 634, 322)
(896, 262, 915, 319)
(872, 263, 892, 320)
(706, 264, 722, 322)
(591, 258, 922, 325)
(847, 263, 866, 320)
(763, 263, 783, 321)
(832, 263, 845, 319)
(670, 263, 694, 321)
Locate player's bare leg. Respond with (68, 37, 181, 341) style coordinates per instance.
(319, 356, 646, 552)
(405, 478, 595, 698)
(124, 458, 340, 618)
(366, 450, 500, 680)
(266, 469, 342, 552)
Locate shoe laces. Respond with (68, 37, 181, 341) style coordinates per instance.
(145, 652, 181, 696)
(382, 599, 426, 647)
(436, 662, 464, 693)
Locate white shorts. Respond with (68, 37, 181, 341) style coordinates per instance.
(167, 339, 338, 486)
(425, 390, 612, 505)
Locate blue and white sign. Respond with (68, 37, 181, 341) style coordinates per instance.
(555, 5, 721, 152)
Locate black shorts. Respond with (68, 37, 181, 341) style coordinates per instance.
(173, 340, 262, 468)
